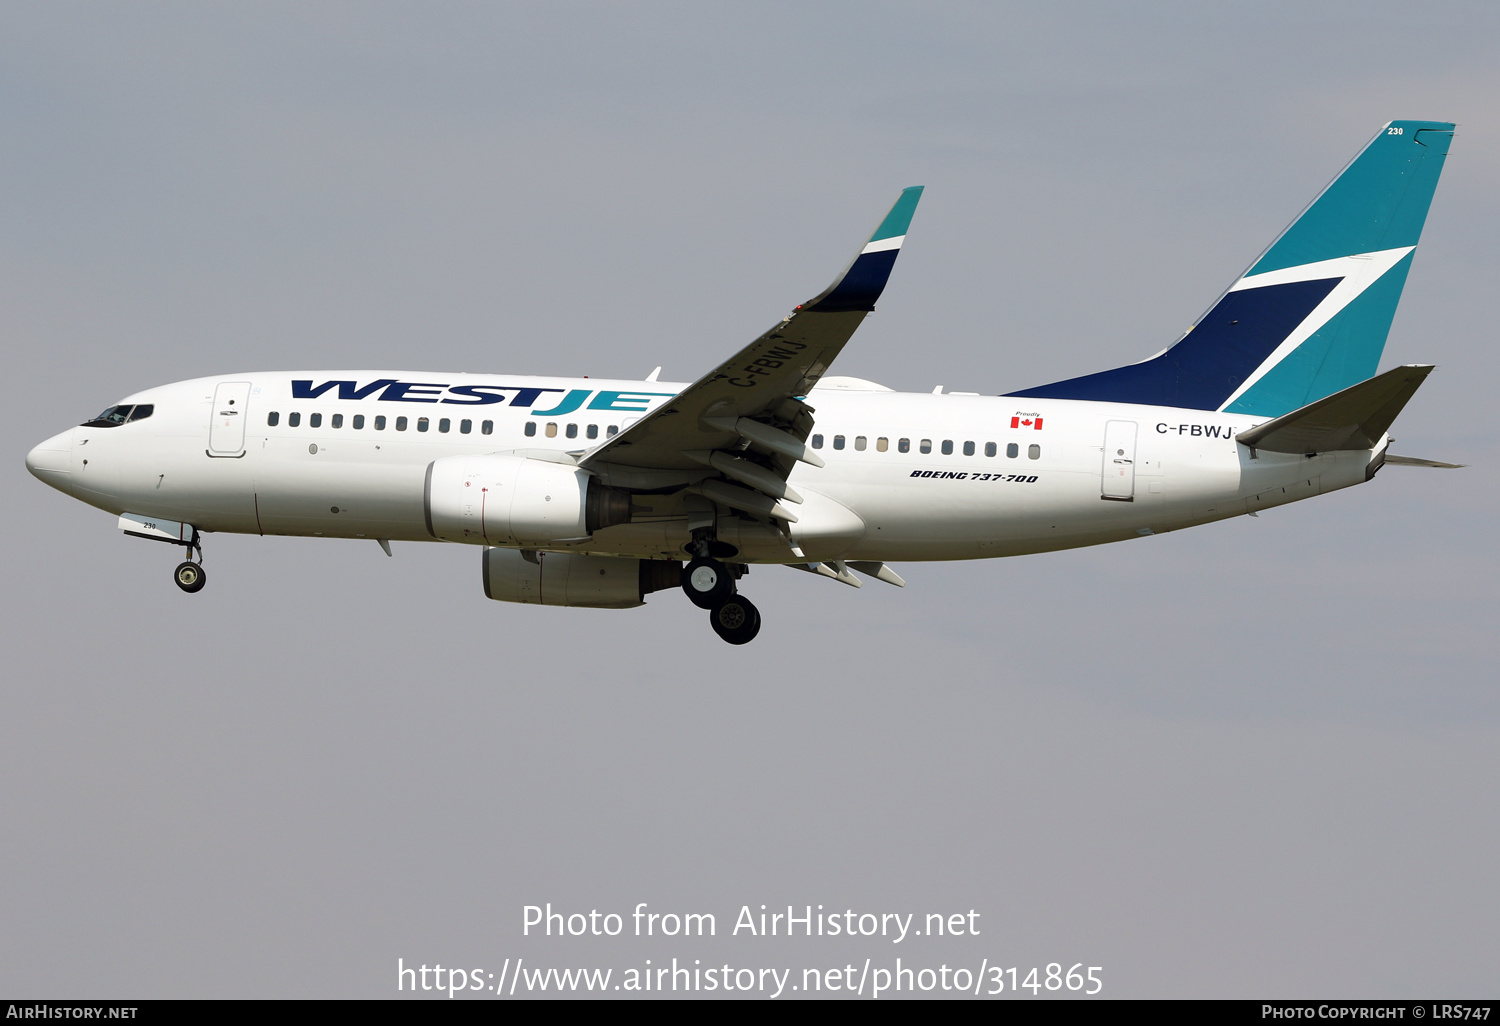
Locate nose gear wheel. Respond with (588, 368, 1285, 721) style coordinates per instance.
(174, 561, 206, 593)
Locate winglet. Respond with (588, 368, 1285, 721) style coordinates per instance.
(802, 186, 924, 313)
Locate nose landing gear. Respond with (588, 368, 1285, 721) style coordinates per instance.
(172, 529, 205, 594)
(117, 515, 208, 594)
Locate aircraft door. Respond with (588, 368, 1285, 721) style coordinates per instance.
(208, 381, 252, 456)
(1101, 420, 1137, 501)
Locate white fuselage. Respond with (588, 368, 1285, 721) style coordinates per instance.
(26, 371, 1379, 563)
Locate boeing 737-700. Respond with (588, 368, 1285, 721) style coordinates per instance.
(26, 121, 1461, 643)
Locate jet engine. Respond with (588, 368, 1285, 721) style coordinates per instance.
(482, 548, 681, 608)
(424, 453, 632, 545)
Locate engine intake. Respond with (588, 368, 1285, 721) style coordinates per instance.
(483, 549, 681, 608)
(425, 453, 632, 545)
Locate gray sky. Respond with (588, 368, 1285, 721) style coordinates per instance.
(2, 1, 1496, 999)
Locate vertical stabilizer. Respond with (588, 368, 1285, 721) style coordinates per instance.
(1007, 121, 1454, 415)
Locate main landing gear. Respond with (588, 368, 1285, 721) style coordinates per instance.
(681, 554, 760, 645)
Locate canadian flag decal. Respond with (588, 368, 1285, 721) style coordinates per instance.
(1011, 414, 1044, 430)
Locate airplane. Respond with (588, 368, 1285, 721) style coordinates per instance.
(26, 120, 1463, 645)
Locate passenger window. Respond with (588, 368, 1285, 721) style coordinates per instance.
(353, 414, 365, 429)
(811, 434, 824, 449)
(606, 425, 618, 437)
(331, 413, 343, 428)
(375, 415, 386, 430)
(128, 405, 154, 422)
(417, 417, 430, 432)
(482, 420, 493, 435)
(438, 418, 450, 433)
(1006, 442, 1018, 458)
(984, 441, 996, 457)
(587, 424, 598, 439)
(962, 441, 974, 456)
(833, 435, 845, 450)
(941, 440, 953, 455)
(267, 411, 280, 427)
(854, 436, 867, 451)
(920, 439, 932, 454)
(1028, 444, 1041, 460)
(566, 423, 578, 439)
(289, 412, 301, 427)
(524, 421, 536, 437)
(460, 419, 472, 434)
(898, 438, 910, 453)
(396, 416, 408, 431)
(545, 422, 557, 438)
(876, 437, 888, 452)
(310, 413, 322, 428)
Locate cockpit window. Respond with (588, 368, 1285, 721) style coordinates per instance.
(81, 403, 155, 427)
(82, 405, 132, 427)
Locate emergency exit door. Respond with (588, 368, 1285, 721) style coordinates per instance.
(208, 381, 252, 456)
(1101, 420, 1137, 501)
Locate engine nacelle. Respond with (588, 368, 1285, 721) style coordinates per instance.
(424, 453, 632, 545)
(482, 548, 681, 608)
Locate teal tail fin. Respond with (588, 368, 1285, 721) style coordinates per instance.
(1008, 121, 1454, 415)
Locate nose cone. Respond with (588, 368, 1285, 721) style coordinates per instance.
(26, 429, 74, 489)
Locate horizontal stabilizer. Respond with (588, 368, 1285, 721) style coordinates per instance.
(1383, 454, 1465, 468)
(1236, 364, 1434, 454)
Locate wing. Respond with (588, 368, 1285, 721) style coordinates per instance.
(581, 187, 923, 521)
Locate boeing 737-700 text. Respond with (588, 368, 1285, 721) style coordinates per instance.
(26, 121, 1462, 643)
